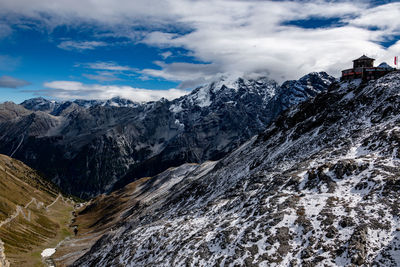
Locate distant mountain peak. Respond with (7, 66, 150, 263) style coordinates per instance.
(104, 97, 139, 107)
(20, 96, 140, 114)
(210, 75, 241, 91)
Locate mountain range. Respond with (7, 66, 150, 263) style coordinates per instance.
(54, 72, 400, 266)
(0, 72, 335, 198)
(1, 70, 400, 266)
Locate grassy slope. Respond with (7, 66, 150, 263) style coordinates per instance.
(53, 177, 151, 266)
(0, 154, 75, 267)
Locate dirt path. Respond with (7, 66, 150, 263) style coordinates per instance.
(0, 197, 45, 227)
(0, 196, 47, 266)
(45, 194, 61, 210)
(0, 239, 10, 267)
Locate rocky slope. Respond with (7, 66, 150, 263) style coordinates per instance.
(0, 72, 334, 198)
(0, 154, 75, 267)
(52, 164, 201, 266)
(64, 72, 400, 266)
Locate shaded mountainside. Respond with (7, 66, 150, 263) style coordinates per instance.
(65, 72, 400, 266)
(0, 72, 334, 198)
(0, 154, 75, 267)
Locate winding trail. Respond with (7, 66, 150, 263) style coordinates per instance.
(45, 194, 62, 210)
(0, 193, 69, 230)
(0, 198, 44, 228)
(0, 196, 48, 267)
(0, 155, 73, 266)
(0, 239, 10, 267)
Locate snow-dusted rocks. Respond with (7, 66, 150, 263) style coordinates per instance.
(68, 72, 400, 266)
(378, 62, 395, 70)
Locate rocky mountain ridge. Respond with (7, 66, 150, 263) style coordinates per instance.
(0, 72, 335, 198)
(20, 96, 139, 114)
(64, 72, 400, 266)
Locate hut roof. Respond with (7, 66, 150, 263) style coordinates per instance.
(353, 55, 375, 61)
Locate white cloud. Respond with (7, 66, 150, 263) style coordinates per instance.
(81, 62, 136, 71)
(77, 62, 139, 82)
(140, 0, 399, 82)
(141, 61, 221, 81)
(1, 0, 400, 85)
(0, 75, 30, 88)
(58, 40, 107, 51)
(42, 81, 188, 102)
(0, 0, 175, 27)
(161, 51, 172, 59)
(349, 3, 400, 35)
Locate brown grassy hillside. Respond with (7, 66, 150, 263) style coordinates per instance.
(0, 154, 75, 267)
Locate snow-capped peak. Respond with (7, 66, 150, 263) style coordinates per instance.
(175, 75, 278, 109)
(103, 97, 138, 108)
(378, 62, 395, 70)
(209, 75, 240, 92)
(20, 97, 58, 112)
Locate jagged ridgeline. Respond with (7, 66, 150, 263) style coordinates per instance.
(61, 72, 400, 266)
(0, 154, 75, 267)
(0, 72, 335, 198)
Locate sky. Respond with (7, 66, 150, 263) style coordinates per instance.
(0, 0, 399, 103)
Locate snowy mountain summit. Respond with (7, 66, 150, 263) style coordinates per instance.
(181, 75, 278, 108)
(62, 72, 400, 266)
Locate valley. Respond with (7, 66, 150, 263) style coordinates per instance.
(0, 154, 75, 267)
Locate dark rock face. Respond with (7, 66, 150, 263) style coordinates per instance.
(68, 73, 400, 266)
(272, 71, 335, 116)
(0, 73, 334, 198)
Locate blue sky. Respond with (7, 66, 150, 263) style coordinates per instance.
(0, 0, 399, 103)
